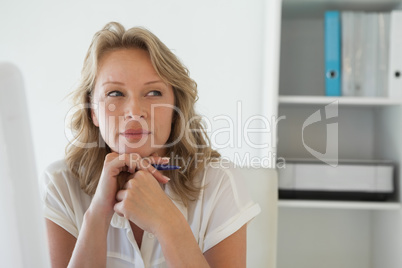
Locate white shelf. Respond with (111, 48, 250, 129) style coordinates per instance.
(284, 0, 400, 3)
(279, 95, 402, 106)
(282, 0, 401, 19)
(279, 199, 401, 210)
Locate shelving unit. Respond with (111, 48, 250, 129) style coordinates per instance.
(277, 1, 402, 267)
(279, 95, 402, 106)
(278, 200, 401, 210)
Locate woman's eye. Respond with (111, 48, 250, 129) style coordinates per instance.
(147, 90, 162, 97)
(107, 90, 123, 97)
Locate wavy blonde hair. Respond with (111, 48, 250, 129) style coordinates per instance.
(65, 22, 220, 205)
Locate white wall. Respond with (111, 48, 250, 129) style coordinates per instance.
(0, 0, 280, 176)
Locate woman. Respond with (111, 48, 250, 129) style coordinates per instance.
(42, 22, 260, 267)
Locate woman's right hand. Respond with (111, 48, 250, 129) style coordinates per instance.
(88, 152, 170, 221)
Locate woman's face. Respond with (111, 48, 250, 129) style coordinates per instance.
(91, 48, 175, 157)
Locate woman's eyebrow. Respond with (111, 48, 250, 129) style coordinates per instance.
(144, 80, 165, 85)
(102, 81, 125, 86)
(101, 80, 165, 87)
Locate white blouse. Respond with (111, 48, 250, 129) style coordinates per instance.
(41, 159, 261, 268)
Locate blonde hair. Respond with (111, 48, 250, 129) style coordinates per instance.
(65, 22, 220, 205)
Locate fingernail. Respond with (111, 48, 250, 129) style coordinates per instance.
(163, 175, 171, 182)
(161, 157, 170, 162)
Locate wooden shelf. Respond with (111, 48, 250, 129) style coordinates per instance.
(279, 95, 402, 106)
(279, 199, 401, 210)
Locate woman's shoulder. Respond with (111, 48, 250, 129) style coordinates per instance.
(43, 159, 69, 173)
(40, 160, 91, 236)
(202, 158, 241, 182)
(43, 159, 72, 180)
(198, 158, 247, 194)
(41, 159, 79, 192)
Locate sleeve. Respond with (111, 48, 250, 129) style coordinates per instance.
(40, 165, 80, 238)
(201, 164, 261, 252)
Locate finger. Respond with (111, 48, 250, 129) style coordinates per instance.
(119, 166, 128, 173)
(121, 154, 171, 184)
(115, 211, 125, 218)
(137, 157, 153, 170)
(146, 155, 170, 165)
(113, 202, 126, 219)
(119, 153, 141, 173)
(137, 159, 170, 184)
(115, 189, 127, 202)
(104, 153, 132, 176)
(124, 154, 169, 172)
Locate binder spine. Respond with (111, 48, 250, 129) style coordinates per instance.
(341, 12, 355, 96)
(388, 11, 402, 99)
(325, 11, 342, 96)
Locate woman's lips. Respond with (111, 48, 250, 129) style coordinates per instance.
(120, 129, 151, 140)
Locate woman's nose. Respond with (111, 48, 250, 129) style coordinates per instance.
(124, 97, 147, 120)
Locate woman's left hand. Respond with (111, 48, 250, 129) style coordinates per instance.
(114, 169, 180, 235)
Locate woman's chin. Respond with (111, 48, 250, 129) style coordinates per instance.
(116, 148, 149, 157)
(116, 146, 165, 158)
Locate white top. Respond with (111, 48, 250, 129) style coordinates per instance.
(41, 160, 261, 268)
